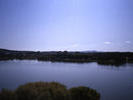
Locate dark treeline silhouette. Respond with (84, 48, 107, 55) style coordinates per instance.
(0, 82, 100, 100)
(0, 48, 133, 66)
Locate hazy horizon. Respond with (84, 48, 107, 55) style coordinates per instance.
(0, 0, 133, 52)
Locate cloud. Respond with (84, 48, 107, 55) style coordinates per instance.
(104, 42, 111, 45)
(71, 44, 79, 48)
(125, 41, 131, 44)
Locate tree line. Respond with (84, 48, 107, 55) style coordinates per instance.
(0, 49, 133, 66)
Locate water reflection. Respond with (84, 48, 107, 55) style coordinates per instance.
(0, 60, 133, 100)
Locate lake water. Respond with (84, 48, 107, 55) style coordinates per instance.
(0, 60, 133, 100)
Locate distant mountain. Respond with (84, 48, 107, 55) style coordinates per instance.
(0, 48, 11, 52)
(80, 50, 98, 53)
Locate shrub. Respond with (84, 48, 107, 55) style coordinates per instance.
(69, 86, 100, 100)
(0, 82, 100, 100)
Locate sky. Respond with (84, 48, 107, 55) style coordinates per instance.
(0, 0, 133, 51)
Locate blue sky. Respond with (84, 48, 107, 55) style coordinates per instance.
(0, 0, 133, 51)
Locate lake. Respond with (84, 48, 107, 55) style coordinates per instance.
(0, 60, 133, 100)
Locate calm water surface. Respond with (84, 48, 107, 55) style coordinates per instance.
(0, 60, 133, 100)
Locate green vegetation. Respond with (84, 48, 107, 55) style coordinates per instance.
(69, 87, 100, 100)
(0, 48, 133, 66)
(0, 82, 100, 100)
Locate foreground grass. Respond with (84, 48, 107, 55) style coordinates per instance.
(0, 82, 100, 100)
